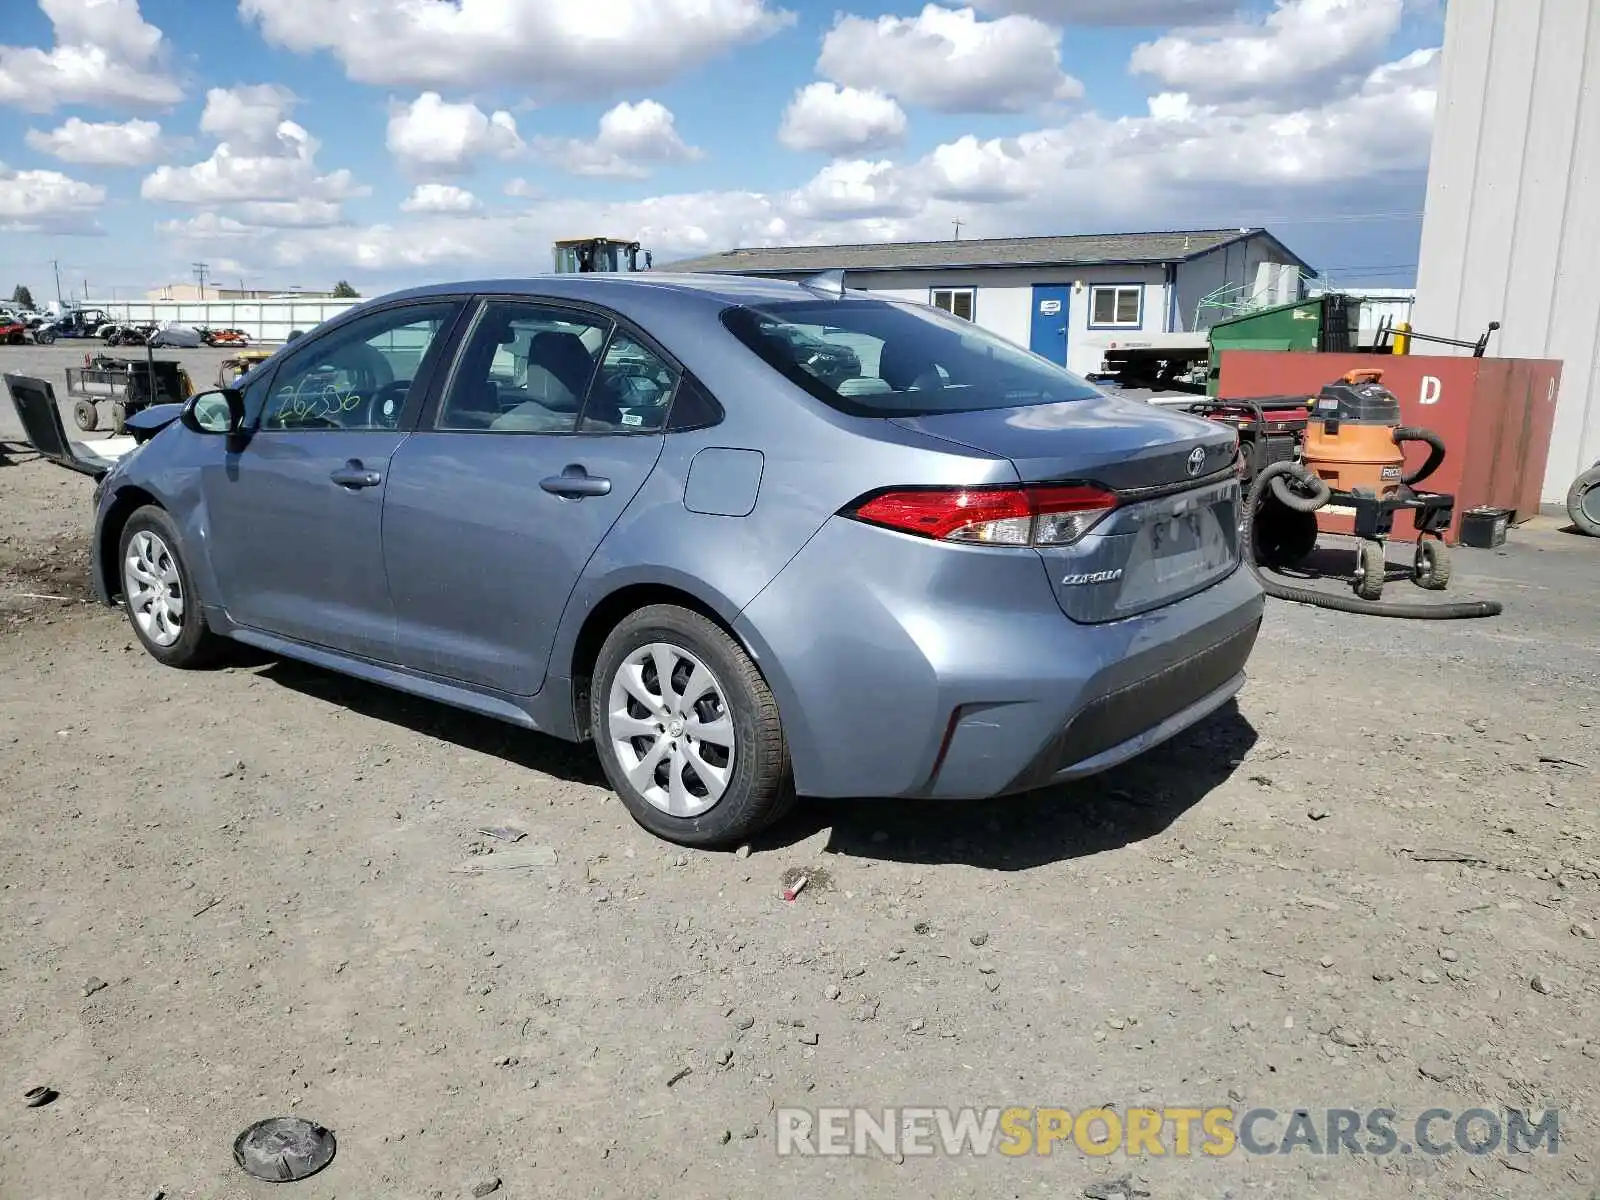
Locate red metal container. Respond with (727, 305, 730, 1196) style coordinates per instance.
(1217, 352, 1562, 543)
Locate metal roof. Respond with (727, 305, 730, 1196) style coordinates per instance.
(663, 228, 1312, 275)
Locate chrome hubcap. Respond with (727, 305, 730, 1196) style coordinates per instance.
(607, 642, 736, 817)
(123, 529, 184, 647)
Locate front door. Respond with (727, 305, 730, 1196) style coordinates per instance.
(201, 298, 463, 660)
(1029, 285, 1070, 364)
(383, 298, 675, 695)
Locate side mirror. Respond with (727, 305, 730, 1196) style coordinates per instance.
(181, 388, 248, 449)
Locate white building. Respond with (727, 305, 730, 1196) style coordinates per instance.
(668, 228, 1314, 379)
(1413, 0, 1600, 503)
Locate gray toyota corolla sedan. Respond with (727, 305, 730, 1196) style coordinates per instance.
(90, 273, 1262, 846)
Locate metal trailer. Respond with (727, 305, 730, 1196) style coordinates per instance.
(65, 355, 193, 435)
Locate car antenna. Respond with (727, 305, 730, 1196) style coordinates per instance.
(799, 268, 847, 298)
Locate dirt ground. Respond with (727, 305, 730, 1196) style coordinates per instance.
(2, 348, 1598, 1199)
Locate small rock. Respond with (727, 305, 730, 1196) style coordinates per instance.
(734, 844, 751, 860)
(1468, 719, 1488, 733)
(912, 921, 930, 935)
(798, 1032, 819, 1046)
(1329, 1027, 1363, 1048)
(907, 1018, 926, 1033)
(1416, 969, 1441, 985)
(1439, 948, 1459, 963)
(1319, 956, 1334, 969)
(824, 984, 841, 1001)
(1262, 965, 1286, 979)
(739, 1124, 759, 1140)
(1570, 921, 1595, 940)
(969, 931, 989, 948)
(718, 1129, 732, 1145)
(82, 977, 107, 998)
(1372, 967, 1396, 982)
(1107, 1016, 1127, 1031)
(733, 1014, 755, 1031)
(1530, 974, 1556, 995)
(1307, 807, 1331, 821)
(471, 1179, 502, 1198)
(1418, 1059, 1452, 1082)
(843, 966, 866, 980)
(1375, 1046, 1395, 1063)
(716, 1048, 733, 1067)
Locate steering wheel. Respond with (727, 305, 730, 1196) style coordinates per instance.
(362, 380, 410, 429)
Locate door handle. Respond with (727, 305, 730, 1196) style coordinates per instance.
(540, 466, 611, 498)
(330, 461, 382, 489)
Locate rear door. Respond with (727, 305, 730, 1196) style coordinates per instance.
(382, 297, 674, 695)
(201, 298, 464, 659)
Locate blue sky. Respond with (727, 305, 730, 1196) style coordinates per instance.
(0, 0, 1444, 300)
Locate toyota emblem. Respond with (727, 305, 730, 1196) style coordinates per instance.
(1186, 447, 1206, 477)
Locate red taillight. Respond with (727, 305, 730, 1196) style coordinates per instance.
(848, 484, 1116, 547)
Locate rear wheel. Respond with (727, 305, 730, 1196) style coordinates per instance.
(34, 329, 54, 345)
(591, 604, 793, 848)
(118, 506, 223, 669)
(72, 399, 98, 432)
(1568, 464, 1600, 538)
(1354, 539, 1386, 600)
(110, 401, 128, 436)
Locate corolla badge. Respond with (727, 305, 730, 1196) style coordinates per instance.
(1062, 569, 1124, 586)
(1186, 447, 1206, 477)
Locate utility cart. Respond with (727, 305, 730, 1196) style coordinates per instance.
(64, 354, 193, 435)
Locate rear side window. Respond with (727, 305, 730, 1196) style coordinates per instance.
(720, 297, 1101, 418)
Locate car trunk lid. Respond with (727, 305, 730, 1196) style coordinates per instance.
(890, 394, 1242, 622)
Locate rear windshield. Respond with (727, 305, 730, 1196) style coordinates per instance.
(720, 297, 1101, 417)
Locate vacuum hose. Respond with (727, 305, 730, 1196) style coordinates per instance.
(1395, 426, 1447, 487)
(1243, 462, 1502, 619)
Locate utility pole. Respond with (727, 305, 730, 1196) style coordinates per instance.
(192, 261, 210, 301)
(51, 259, 62, 304)
(952, 219, 964, 240)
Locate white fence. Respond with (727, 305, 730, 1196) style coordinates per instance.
(96, 297, 363, 345)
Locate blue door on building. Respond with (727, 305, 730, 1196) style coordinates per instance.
(1029, 285, 1070, 364)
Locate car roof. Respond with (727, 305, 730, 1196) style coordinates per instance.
(365, 273, 866, 312)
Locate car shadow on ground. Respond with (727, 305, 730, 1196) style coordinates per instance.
(252, 656, 609, 788)
(248, 652, 1255, 869)
(765, 700, 1258, 870)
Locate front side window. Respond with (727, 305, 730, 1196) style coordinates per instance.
(437, 301, 612, 433)
(1089, 285, 1143, 328)
(258, 302, 458, 431)
(721, 297, 1100, 418)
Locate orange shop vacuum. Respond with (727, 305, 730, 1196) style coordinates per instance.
(1236, 369, 1502, 619)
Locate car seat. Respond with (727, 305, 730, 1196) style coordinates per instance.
(529, 332, 596, 410)
(877, 341, 944, 392)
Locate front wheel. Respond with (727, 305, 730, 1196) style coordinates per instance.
(118, 506, 223, 668)
(72, 398, 98, 431)
(34, 330, 54, 345)
(591, 604, 794, 848)
(1413, 538, 1451, 590)
(1354, 539, 1386, 600)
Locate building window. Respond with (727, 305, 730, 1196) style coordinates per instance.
(931, 288, 975, 321)
(1088, 285, 1143, 329)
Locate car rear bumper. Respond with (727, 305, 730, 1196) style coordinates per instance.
(734, 515, 1264, 800)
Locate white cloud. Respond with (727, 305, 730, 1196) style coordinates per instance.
(1131, 0, 1405, 105)
(141, 121, 364, 206)
(200, 84, 299, 153)
(503, 178, 542, 199)
(779, 83, 907, 155)
(241, 0, 794, 96)
(971, 0, 1235, 24)
(0, 0, 181, 112)
(24, 116, 168, 166)
(532, 100, 703, 179)
(817, 5, 1082, 114)
(234, 199, 347, 228)
(386, 92, 523, 175)
(0, 159, 106, 233)
(400, 183, 481, 214)
(156, 212, 259, 240)
(238, 47, 1435, 280)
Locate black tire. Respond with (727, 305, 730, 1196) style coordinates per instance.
(6, 332, 22, 346)
(35, 330, 54, 345)
(1355, 539, 1386, 601)
(110, 401, 128, 437)
(1413, 538, 1452, 590)
(117, 506, 224, 669)
(72, 398, 98, 432)
(1568, 464, 1600, 538)
(590, 604, 794, 848)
